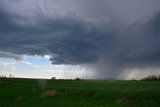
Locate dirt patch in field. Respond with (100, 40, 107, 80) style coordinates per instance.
(41, 90, 62, 98)
(116, 97, 131, 104)
(16, 96, 23, 102)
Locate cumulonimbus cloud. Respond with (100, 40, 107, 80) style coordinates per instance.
(0, 0, 160, 79)
(0, 3, 111, 64)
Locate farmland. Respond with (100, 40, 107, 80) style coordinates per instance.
(0, 78, 160, 107)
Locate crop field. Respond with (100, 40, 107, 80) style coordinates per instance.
(0, 78, 160, 107)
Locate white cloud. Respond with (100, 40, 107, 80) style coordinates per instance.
(44, 55, 51, 59)
(0, 61, 16, 66)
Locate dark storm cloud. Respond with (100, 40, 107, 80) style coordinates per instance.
(0, 7, 111, 64)
(122, 12, 160, 67)
(1, 0, 160, 79)
(94, 11, 160, 79)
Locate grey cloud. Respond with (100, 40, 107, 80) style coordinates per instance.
(1, 0, 160, 79)
(0, 51, 23, 61)
(94, 11, 160, 79)
(0, 7, 111, 64)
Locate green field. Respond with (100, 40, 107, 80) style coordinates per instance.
(0, 78, 160, 107)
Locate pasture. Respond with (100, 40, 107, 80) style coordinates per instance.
(0, 78, 160, 107)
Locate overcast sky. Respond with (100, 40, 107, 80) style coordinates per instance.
(0, 0, 160, 79)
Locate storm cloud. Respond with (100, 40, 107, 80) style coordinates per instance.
(0, 0, 160, 79)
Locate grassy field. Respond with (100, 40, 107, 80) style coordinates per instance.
(0, 78, 160, 107)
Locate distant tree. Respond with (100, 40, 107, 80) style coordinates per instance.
(51, 77, 56, 80)
(157, 75, 160, 80)
(0, 75, 6, 78)
(9, 74, 13, 78)
(141, 75, 160, 81)
(75, 77, 81, 81)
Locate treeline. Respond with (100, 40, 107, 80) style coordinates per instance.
(141, 75, 160, 81)
(51, 77, 87, 81)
